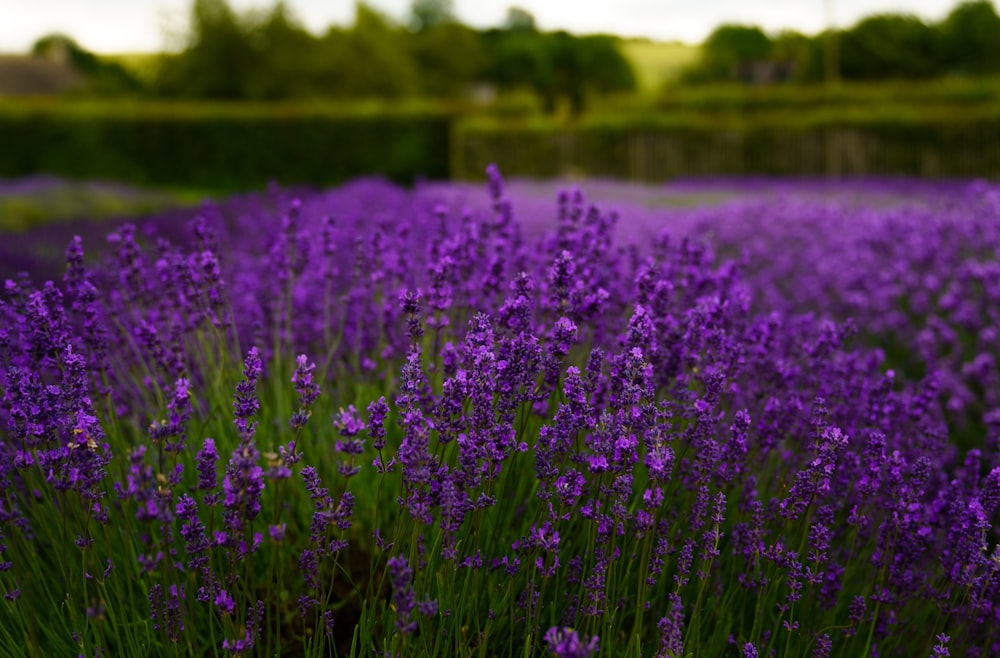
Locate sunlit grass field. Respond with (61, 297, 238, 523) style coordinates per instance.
(619, 40, 700, 95)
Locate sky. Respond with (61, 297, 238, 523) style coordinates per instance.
(0, 0, 974, 54)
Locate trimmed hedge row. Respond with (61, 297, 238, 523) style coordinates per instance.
(452, 110, 1000, 180)
(3, 102, 1000, 187)
(0, 106, 453, 190)
(654, 78, 1000, 113)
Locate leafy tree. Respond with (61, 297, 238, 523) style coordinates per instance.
(31, 34, 141, 94)
(770, 30, 824, 82)
(838, 14, 941, 80)
(939, 0, 1000, 74)
(484, 29, 634, 114)
(319, 3, 417, 99)
(683, 24, 773, 82)
(409, 0, 455, 32)
(484, 30, 551, 101)
(503, 7, 537, 33)
(407, 23, 487, 96)
(156, 0, 261, 98)
(247, 2, 320, 99)
(571, 35, 636, 108)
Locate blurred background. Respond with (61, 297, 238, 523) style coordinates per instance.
(2, 0, 1000, 230)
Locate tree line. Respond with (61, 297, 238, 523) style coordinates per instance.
(27, 0, 1000, 109)
(47, 0, 635, 115)
(685, 0, 1000, 84)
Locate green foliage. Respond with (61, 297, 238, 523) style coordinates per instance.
(406, 23, 486, 97)
(154, 0, 420, 100)
(939, 0, 1000, 74)
(246, 2, 320, 99)
(336, 4, 418, 98)
(769, 31, 823, 83)
(452, 106, 1000, 179)
(680, 1, 1000, 85)
(619, 40, 701, 94)
(0, 103, 453, 190)
(155, 0, 262, 99)
(408, 0, 456, 32)
(0, 183, 185, 233)
(31, 34, 141, 95)
(683, 24, 772, 83)
(146, 0, 633, 110)
(503, 7, 537, 33)
(484, 29, 636, 114)
(838, 14, 941, 80)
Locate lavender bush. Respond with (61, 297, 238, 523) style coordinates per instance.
(1, 168, 999, 657)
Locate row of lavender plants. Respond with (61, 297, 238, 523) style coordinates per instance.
(1, 168, 997, 657)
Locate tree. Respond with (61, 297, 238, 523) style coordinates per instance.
(684, 25, 772, 82)
(31, 34, 141, 94)
(156, 0, 261, 98)
(838, 14, 941, 80)
(484, 30, 635, 115)
(503, 7, 536, 32)
(320, 3, 417, 98)
(770, 30, 824, 82)
(575, 36, 636, 94)
(409, 0, 455, 32)
(407, 23, 487, 96)
(248, 2, 321, 99)
(939, 0, 1000, 75)
(486, 30, 551, 102)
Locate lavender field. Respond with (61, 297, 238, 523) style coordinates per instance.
(2, 168, 999, 657)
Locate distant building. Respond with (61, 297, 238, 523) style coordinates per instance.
(734, 59, 797, 85)
(0, 52, 83, 96)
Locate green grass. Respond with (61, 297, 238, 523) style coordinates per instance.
(101, 52, 165, 85)
(0, 180, 199, 232)
(620, 39, 701, 96)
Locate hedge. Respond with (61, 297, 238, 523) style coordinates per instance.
(451, 108, 1000, 180)
(3, 100, 1000, 187)
(0, 103, 453, 190)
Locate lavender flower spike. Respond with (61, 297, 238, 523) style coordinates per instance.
(543, 627, 599, 658)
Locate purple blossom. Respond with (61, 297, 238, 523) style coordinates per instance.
(233, 347, 262, 438)
(367, 396, 390, 450)
(543, 627, 599, 658)
(290, 354, 320, 429)
(388, 555, 418, 634)
(931, 633, 950, 658)
(223, 600, 263, 654)
(222, 439, 264, 541)
(196, 438, 219, 494)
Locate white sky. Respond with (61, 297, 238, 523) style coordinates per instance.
(0, 0, 975, 54)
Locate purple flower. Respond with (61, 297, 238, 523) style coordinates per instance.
(658, 593, 684, 655)
(196, 438, 219, 494)
(214, 589, 235, 616)
(388, 555, 419, 634)
(290, 354, 320, 429)
(552, 317, 578, 357)
(222, 439, 264, 541)
(805, 633, 831, 658)
(176, 494, 210, 576)
(233, 347, 262, 438)
(543, 627, 599, 658)
(222, 600, 263, 654)
(780, 405, 848, 520)
(367, 396, 390, 450)
(400, 289, 424, 342)
(931, 633, 950, 658)
(149, 584, 185, 642)
(156, 377, 192, 453)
